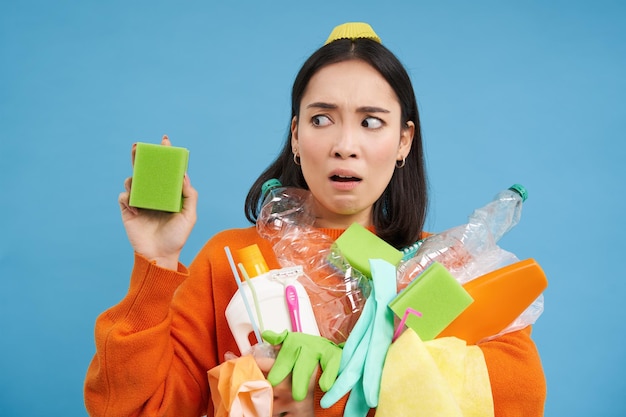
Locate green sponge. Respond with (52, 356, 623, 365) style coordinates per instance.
(129, 142, 189, 212)
(388, 262, 473, 341)
(333, 223, 403, 278)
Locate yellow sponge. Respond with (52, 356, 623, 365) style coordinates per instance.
(129, 142, 189, 212)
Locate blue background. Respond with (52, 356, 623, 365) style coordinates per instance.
(1, 1, 624, 415)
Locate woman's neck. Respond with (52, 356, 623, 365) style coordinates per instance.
(310, 197, 374, 230)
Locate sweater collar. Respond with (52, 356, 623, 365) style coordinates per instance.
(315, 224, 377, 241)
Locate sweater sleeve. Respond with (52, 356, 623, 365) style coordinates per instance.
(479, 326, 547, 416)
(84, 253, 210, 417)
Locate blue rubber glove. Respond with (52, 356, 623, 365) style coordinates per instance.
(321, 259, 398, 414)
(362, 259, 397, 407)
(344, 375, 370, 417)
(319, 284, 376, 409)
(262, 330, 342, 401)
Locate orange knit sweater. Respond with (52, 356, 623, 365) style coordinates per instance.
(84, 226, 546, 416)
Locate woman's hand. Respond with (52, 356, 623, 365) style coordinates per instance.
(255, 356, 316, 417)
(118, 135, 198, 269)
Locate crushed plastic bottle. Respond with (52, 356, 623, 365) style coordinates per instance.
(256, 178, 316, 243)
(398, 184, 528, 289)
(397, 184, 545, 341)
(256, 179, 369, 344)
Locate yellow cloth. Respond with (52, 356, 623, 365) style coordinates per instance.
(207, 355, 273, 417)
(377, 330, 494, 417)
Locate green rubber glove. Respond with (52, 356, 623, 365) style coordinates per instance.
(262, 330, 342, 401)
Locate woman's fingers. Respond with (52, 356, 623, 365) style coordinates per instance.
(131, 143, 137, 166)
(118, 190, 127, 209)
(118, 191, 137, 215)
(254, 357, 276, 376)
(124, 176, 132, 193)
(182, 173, 196, 201)
(119, 177, 138, 215)
(181, 173, 198, 223)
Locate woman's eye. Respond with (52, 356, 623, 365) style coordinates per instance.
(312, 115, 332, 127)
(362, 117, 383, 129)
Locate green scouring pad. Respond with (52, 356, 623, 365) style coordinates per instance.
(388, 262, 474, 341)
(333, 223, 403, 278)
(129, 142, 189, 212)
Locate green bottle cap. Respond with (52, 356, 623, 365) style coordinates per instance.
(261, 178, 282, 198)
(508, 184, 528, 202)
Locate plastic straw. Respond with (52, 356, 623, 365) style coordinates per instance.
(224, 246, 262, 344)
(392, 307, 422, 342)
(238, 262, 265, 333)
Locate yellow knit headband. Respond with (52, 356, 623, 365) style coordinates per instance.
(324, 22, 382, 45)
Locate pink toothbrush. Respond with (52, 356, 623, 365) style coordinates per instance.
(285, 285, 302, 332)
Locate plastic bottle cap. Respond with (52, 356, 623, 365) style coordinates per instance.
(261, 179, 282, 197)
(508, 184, 528, 202)
(236, 244, 270, 278)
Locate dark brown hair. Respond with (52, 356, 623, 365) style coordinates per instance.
(244, 38, 428, 249)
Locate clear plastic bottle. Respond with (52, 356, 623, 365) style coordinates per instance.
(256, 179, 315, 243)
(471, 184, 527, 243)
(397, 184, 528, 289)
(256, 179, 369, 344)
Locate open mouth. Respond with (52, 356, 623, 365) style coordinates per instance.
(331, 174, 362, 182)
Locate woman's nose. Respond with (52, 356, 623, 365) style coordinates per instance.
(331, 125, 359, 159)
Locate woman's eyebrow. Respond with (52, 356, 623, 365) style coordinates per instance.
(305, 102, 390, 113)
(357, 106, 390, 114)
(306, 102, 337, 110)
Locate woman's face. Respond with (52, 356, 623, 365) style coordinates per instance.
(292, 59, 414, 229)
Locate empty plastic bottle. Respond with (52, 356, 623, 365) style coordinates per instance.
(398, 184, 528, 289)
(256, 179, 369, 344)
(256, 179, 315, 243)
